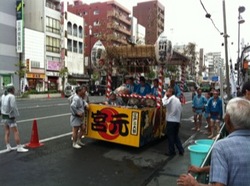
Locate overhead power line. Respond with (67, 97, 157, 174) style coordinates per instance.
(199, 0, 223, 35)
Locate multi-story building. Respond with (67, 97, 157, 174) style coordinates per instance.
(204, 52, 224, 80)
(22, 0, 85, 91)
(0, 0, 20, 91)
(68, 0, 132, 72)
(133, 0, 164, 45)
(131, 17, 145, 45)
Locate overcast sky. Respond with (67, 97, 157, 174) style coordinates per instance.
(67, 0, 250, 64)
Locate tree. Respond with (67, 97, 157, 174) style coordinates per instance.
(182, 43, 197, 80)
(59, 67, 68, 94)
(15, 60, 26, 93)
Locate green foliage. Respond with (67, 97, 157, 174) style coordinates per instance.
(145, 70, 156, 79)
(15, 61, 26, 78)
(59, 67, 68, 92)
(20, 92, 29, 98)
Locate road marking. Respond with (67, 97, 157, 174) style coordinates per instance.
(0, 132, 73, 154)
(0, 113, 71, 126)
(40, 132, 72, 142)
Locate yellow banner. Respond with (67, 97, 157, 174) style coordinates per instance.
(86, 104, 166, 147)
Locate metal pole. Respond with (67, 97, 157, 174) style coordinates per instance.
(237, 11, 240, 85)
(222, 0, 230, 98)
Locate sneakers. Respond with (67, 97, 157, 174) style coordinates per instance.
(204, 124, 208, 129)
(77, 140, 85, 146)
(72, 143, 81, 149)
(17, 145, 29, 152)
(6, 144, 12, 152)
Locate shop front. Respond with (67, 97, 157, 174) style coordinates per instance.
(26, 73, 45, 91)
(46, 71, 59, 91)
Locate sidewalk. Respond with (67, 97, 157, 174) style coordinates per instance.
(146, 131, 209, 186)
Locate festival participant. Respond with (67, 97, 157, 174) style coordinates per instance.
(106, 91, 124, 106)
(1, 84, 28, 152)
(135, 76, 151, 96)
(70, 86, 88, 149)
(207, 89, 223, 139)
(162, 87, 184, 156)
(192, 88, 207, 132)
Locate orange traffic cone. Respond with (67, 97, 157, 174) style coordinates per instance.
(26, 119, 44, 148)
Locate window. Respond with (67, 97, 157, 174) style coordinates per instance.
(46, 17, 60, 34)
(93, 20, 100, 26)
(67, 22, 72, 35)
(93, 10, 99, 15)
(79, 42, 83, 54)
(73, 41, 77, 53)
(46, 36, 60, 53)
(79, 26, 83, 38)
(31, 61, 40, 68)
(67, 39, 72, 52)
(73, 24, 77, 37)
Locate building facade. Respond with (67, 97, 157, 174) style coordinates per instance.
(22, 0, 85, 91)
(204, 52, 224, 81)
(68, 0, 132, 73)
(133, 0, 164, 45)
(0, 0, 20, 91)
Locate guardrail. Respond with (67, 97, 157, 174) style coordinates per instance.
(195, 122, 228, 184)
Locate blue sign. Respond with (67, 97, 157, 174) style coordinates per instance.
(212, 76, 219, 81)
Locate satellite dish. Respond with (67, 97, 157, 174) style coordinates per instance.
(91, 40, 106, 69)
(155, 33, 173, 65)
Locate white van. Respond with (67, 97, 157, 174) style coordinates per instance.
(64, 85, 77, 97)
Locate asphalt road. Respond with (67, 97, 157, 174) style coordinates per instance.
(0, 93, 195, 186)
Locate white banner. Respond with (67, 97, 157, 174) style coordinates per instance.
(16, 20, 23, 53)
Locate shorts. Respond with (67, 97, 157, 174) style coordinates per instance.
(194, 109, 203, 115)
(203, 112, 209, 119)
(1, 118, 18, 128)
(210, 113, 220, 121)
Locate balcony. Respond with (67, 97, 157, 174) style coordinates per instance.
(107, 23, 131, 36)
(107, 11, 131, 25)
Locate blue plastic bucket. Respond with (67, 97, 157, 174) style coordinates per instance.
(188, 144, 210, 166)
(195, 139, 214, 146)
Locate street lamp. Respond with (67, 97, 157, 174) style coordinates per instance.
(237, 6, 245, 85)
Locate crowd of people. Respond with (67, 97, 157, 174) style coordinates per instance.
(177, 81, 250, 186)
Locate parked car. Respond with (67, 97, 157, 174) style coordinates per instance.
(186, 80, 199, 91)
(64, 85, 77, 97)
(200, 82, 211, 92)
(89, 84, 106, 96)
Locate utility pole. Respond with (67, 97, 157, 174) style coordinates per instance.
(222, 0, 230, 98)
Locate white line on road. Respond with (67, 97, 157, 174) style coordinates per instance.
(0, 113, 71, 126)
(0, 132, 72, 154)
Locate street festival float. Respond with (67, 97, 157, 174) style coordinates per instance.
(85, 36, 190, 147)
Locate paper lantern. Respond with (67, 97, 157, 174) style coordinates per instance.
(155, 33, 173, 65)
(91, 40, 106, 69)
